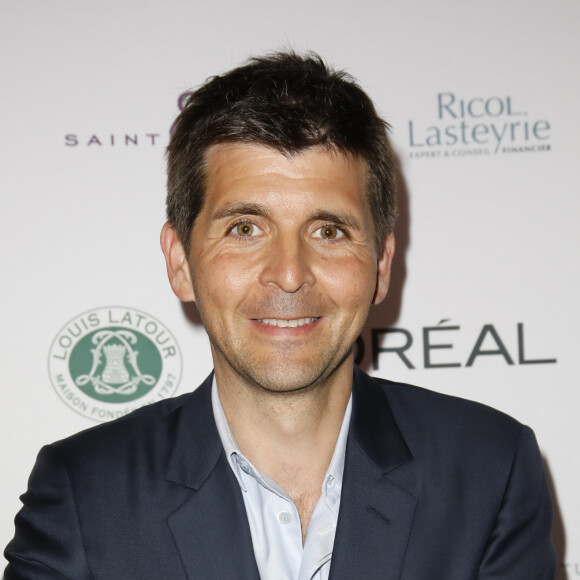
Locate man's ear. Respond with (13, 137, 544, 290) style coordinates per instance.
(373, 232, 395, 305)
(160, 222, 196, 302)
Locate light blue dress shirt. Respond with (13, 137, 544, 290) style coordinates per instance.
(211, 379, 352, 580)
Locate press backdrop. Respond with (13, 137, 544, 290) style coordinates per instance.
(1, 0, 578, 576)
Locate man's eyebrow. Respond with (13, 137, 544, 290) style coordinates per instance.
(212, 204, 362, 231)
(308, 210, 362, 231)
(212, 202, 273, 221)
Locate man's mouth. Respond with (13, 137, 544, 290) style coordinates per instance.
(254, 317, 320, 328)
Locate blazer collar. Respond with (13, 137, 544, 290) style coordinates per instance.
(165, 372, 223, 491)
(350, 365, 413, 473)
(164, 373, 260, 579)
(330, 367, 416, 580)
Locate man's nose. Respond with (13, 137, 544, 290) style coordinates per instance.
(258, 235, 315, 293)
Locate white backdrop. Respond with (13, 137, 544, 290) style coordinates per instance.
(1, 0, 578, 576)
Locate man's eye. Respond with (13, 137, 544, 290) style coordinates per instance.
(230, 222, 261, 237)
(313, 225, 345, 240)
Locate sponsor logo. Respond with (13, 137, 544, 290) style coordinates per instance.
(64, 133, 163, 147)
(355, 320, 556, 370)
(49, 306, 182, 422)
(408, 93, 552, 158)
(63, 90, 191, 148)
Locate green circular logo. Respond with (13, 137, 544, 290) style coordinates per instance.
(49, 307, 182, 422)
(69, 327, 162, 403)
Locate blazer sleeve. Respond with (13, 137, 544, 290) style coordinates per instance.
(477, 425, 556, 579)
(4, 445, 91, 580)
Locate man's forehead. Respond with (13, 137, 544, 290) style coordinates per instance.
(203, 142, 368, 190)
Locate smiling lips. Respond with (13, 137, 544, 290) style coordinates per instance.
(254, 317, 320, 328)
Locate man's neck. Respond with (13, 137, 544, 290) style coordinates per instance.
(215, 362, 353, 536)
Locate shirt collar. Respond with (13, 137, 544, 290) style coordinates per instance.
(324, 389, 352, 490)
(211, 376, 352, 493)
(211, 376, 246, 487)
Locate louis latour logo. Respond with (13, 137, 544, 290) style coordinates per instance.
(49, 307, 182, 422)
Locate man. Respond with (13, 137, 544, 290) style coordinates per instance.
(5, 52, 555, 579)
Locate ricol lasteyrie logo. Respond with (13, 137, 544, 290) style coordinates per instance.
(408, 92, 552, 158)
(49, 307, 182, 422)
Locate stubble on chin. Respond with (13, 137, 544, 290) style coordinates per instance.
(211, 331, 355, 399)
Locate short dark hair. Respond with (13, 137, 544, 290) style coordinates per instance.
(166, 51, 397, 254)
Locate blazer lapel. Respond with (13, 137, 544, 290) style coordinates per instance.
(330, 368, 417, 580)
(164, 375, 260, 580)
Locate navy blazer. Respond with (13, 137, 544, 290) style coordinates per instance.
(5, 368, 555, 579)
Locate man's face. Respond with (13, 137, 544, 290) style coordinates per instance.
(163, 143, 394, 394)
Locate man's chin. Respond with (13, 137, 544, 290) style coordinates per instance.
(236, 354, 354, 396)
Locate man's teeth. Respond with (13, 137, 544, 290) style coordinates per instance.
(257, 317, 319, 328)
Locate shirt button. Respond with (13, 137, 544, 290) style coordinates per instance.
(278, 511, 292, 525)
(328, 477, 336, 488)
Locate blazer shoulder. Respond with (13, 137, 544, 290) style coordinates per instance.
(374, 373, 522, 427)
(48, 374, 214, 467)
(360, 372, 528, 460)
